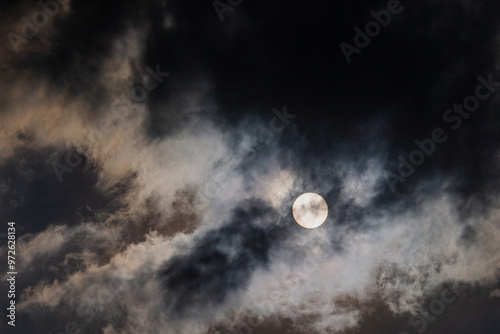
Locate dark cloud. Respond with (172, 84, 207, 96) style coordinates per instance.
(160, 201, 286, 317)
(0, 147, 109, 235)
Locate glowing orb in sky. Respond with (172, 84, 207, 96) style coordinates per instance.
(292, 192, 328, 229)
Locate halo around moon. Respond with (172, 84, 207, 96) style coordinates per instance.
(292, 192, 328, 229)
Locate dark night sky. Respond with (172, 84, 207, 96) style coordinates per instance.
(1, 0, 500, 333)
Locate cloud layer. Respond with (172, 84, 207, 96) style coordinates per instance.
(1, 1, 500, 333)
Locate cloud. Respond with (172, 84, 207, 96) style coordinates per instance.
(1, 1, 500, 333)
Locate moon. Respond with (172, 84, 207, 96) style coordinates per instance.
(292, 192, 328, 229)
